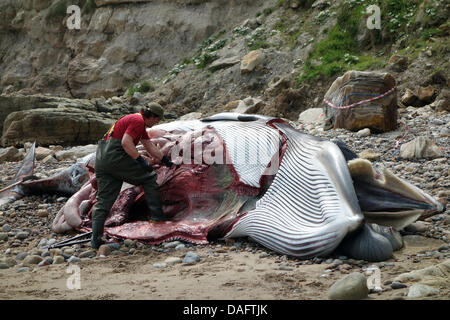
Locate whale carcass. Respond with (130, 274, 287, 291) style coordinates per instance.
(1, 113, 444, 261)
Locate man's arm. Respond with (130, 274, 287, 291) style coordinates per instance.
(121, 133, 140, 160)
(141, 138, 163, 163)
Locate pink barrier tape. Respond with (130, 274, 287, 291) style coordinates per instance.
(393, 120, 409, 150)
(323, 86, 397, 110)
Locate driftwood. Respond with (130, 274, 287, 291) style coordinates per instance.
(323, 71, 398, 133)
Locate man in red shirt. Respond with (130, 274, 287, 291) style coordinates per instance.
(91, 102, 173, 249)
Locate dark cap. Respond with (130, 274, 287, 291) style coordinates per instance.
(146, 102, 164, 119)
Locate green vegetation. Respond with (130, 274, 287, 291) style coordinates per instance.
(273, 12, 305, 49)
(194, 52, 218, 69)
(45, 0, 68, 22)
(298, 0, 316, 8)
(247, 29, 270, 51)
(263, 7, 273, 16)
(82, 0, 97, 15)
(420, 27, 445, 41)
(313, 9, 333, 24)
(232, 26, 250, 37)
(187, 31, 227, 69)
(296, 1, 366, 84)
(276, 0, 315, 8)
(379, 0, 418, 41)
(422, 0, 448, 27)
(127, 81, 154, 96)
(295, 0, 448, 85)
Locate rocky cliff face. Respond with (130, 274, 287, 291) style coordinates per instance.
(0, 0, 274, 98)
(0, 0, 448, 147)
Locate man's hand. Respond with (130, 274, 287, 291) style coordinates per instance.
(161, 155, 174, 167)
(136, 155, 153, 172)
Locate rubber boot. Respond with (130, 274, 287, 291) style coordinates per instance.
(147, 200, 170, 222)
(143, 181, 170, 222)
(91, 219, 105, 249)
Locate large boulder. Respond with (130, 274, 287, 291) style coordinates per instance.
(54, 145, 98, 161)
(0, 94, 97, 134)
(1, 107, 115, 147)
(323, 71, 398, 132)
(0, 146, 24, 162)
(241, 50, 265, 73)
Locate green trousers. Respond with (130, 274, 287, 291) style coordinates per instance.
(91, 138, 162, 249)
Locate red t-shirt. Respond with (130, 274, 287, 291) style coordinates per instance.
(105, 113, 149, 145)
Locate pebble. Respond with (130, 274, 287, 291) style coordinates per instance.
(49, 248, 62, 257)
(23, 255, 43, 266)
(2, 224, 11, 232)
(328, 272, 369, 300)
(123, 239, 135, 247)
(356, 128, 371, 137)
(79, 250, 96, 258)
(67, 256, 82, 263)
(17, 267, 30, 273)
(106, 243, 121, 251)
(152, 262, 167, 268)
(175, 244, 186, 250)
(314, 257, 323, 264)
(63, 248, 75, 255)
(164, 257, 182, 265)
(47, 239, 57, 246)
(53, 256, 65, 264)
(15, 232, 29, 240)
(0, 263, 9, 269)
(329, 259, 343, 268)
(338, 264, 352, 273)
(182, 252, 201, 264)
(16, 252, 29, 260)
(61, 253, 71, 260)
(37, 239, 48, 248)
(37, 209, 48, 217)
(442, 216, 450, 226)
(0, 232, 8, 241)
(391, 282, 407, 289)
(97, 245, 111, 257)
(279, 264, 293, 271)
(163, 241, 181, 249)
(38, 258, 53, 267)
(407, 284, 440, 298)
(56, 197, 67, 203)
(41, 250, 50, 257)
(2, 257, 16, 267)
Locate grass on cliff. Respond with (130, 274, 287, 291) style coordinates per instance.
(127, 81, 154, 97)
(296, 1, 372, 84)
(295, 0, 442, 85)
(82, 0, 97, 15)
(45, 0, 68, 22)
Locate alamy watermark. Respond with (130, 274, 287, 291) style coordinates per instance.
(65, 4, 382, 31)
(66, 264, 81, 290)
(365, 265, 382, 292)
(66, 5, 81, 30)
(366, 5, 381, 30)
(165, 130, 280, 176)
